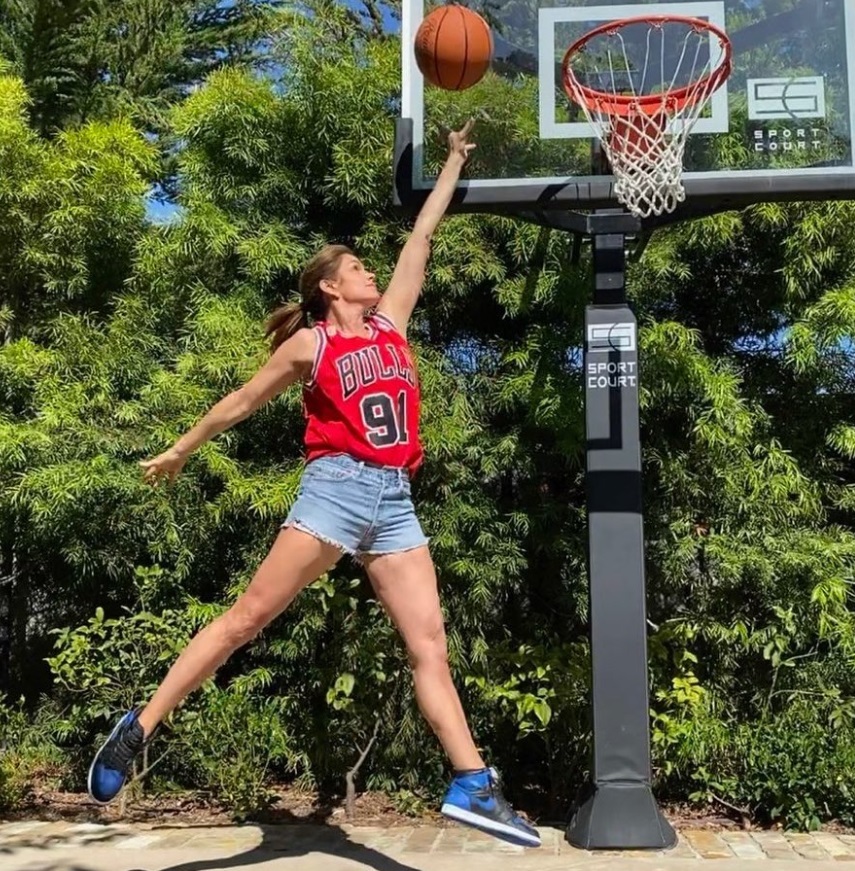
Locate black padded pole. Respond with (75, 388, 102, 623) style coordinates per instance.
(566, 225, 676, 850)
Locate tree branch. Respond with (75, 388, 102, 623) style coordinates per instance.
(345, 715, 382, 819)
(710, 792, 752, 829)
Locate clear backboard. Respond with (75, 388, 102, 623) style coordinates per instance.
(394, 0, 855, 221)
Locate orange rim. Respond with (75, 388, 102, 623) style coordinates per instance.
(561, 14, 732, 117)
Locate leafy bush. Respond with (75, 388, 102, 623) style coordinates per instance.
(0, 697, 67, 812)
(178, 690, 298, 820)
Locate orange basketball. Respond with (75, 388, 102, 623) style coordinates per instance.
(414, 5, 493, 91)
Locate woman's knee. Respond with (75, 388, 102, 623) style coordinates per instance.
(407, 622, 449, 671)
(219, 594, 272, 648)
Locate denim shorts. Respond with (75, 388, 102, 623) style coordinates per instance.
(282, 455, 429, 558)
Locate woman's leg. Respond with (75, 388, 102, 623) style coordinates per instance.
(138, 527, 342, 735)
(363, 546, 483, 771)
(363, 544, 540, 847)
(88, 527, 341, 804)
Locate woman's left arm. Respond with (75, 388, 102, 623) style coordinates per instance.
(377, 120, 475, 337)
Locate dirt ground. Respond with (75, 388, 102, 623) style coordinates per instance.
(7, 785, 439, 828)
(7, 785, 852, 836)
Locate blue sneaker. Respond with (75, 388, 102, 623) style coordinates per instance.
(87, 709, 147, 804)
(441, 767, 541, 847)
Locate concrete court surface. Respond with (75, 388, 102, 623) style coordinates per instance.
(4, 820, 855, 871)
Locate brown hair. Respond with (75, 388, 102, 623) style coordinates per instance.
(265, 244, 353, 352)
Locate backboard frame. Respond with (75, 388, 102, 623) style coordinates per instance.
(393, 0, 855, 226)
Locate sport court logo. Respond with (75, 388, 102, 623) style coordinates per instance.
(586, 322, 636, 353)
(747, 76, 826, 120)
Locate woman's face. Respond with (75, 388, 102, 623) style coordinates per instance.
(323, 254, 380, 308)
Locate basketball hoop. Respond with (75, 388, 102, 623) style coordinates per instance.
(562, 15, 732, 218)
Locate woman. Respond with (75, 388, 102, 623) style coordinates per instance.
(87, 121, 540, 848)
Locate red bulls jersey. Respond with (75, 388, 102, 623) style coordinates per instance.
(303, 312, 423, 475)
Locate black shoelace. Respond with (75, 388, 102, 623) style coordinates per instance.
(101, 722, 144, 771)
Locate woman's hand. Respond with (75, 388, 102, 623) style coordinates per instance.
(139, 447, 188, 486)
(448, 118, 476, 162)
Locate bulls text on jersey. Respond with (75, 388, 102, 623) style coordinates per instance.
(335, 344, 416, 400)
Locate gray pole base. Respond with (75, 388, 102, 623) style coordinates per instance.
(566, 781, 677, 850)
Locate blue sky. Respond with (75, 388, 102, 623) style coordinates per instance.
(146, 192, 181, 224)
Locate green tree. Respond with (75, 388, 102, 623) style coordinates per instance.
(0, 0, 279, 136)
(2, 2, 855, 829)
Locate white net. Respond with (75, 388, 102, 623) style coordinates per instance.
(563, 17, 731, 218)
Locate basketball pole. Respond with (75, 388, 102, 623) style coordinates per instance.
(565, 210, 676, 850)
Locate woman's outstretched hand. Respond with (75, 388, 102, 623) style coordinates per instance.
(139, 448, 188, 486)
(448, 118, 476, 161)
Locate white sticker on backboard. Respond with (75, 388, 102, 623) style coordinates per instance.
(539, 2, 730, 139)
(747, 77, 826, 121)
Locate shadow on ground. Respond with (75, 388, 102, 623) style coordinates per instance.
(2, 806, 431, 871)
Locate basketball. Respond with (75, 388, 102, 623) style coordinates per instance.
(414, 5, 493, 91)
